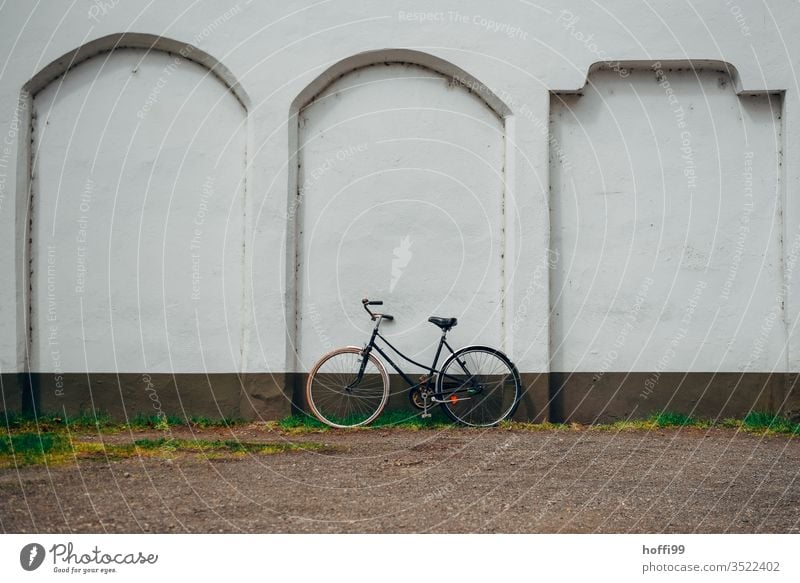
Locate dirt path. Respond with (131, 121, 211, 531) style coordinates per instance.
(1, 426, 798, 533)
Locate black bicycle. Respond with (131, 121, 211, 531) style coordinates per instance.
(305, 298, 521, 428)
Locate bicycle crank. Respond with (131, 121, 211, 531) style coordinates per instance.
(410, 386, 436, 418)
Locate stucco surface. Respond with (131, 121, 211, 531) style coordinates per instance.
(30, 48, 245, 374)
(0, 1, 798, 418)
(551, 67, 784, 373)
(296, 63, 505, 371)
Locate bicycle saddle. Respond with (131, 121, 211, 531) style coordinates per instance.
(428, 316, 458, 330)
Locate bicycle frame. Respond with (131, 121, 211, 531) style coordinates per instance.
(352, 316, 476, 397)
(305, 299, 522, 428)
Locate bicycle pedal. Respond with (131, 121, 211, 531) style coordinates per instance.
(421, 412, 431, 419)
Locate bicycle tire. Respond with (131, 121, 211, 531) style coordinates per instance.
(306, 346, 389, 428)
(436, 346, 521, 427)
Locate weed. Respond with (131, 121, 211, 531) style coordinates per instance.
(738, 411, 800, 435)
(278, 414, 330, 433)
(2, 411, 114, 433)
(0, 432, 68, 463)
(1, 411, 246, 434)
(649, 411, 696, 427)
(128, 413, 182, 430)
(0, 432, 325, 468)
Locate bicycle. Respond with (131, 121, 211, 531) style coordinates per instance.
(305, 298, 522, 428)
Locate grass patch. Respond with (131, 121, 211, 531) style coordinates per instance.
(597, 411, 704, 431)
(0, 432, 69, 465)
(123, 413, 247, 430)
(371, 409, 453, 429)
(2, 411, 116, 433)
(722, 411, 800, 436)
(128, 413, 182, 430)
(1, 411, 246, 434)
(277, 409, 800, 435)
(0, 431, 325, 468)
(278, 414, 330, 433)
(3, 407, 798, 455)
(586, 410, 796, 435)
(649, 411, 696, 427)
(589, 411, 714, 432)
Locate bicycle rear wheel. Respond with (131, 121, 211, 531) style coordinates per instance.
(437, 346, 521, 427)
(306, 346, 389, 428)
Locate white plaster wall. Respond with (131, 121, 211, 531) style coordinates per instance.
(30, 48, 245, 373)
(550, 68, 784, 372)
(295, 63, 505, 371)
(0, 0, 797, 379)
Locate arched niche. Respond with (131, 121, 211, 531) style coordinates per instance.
(287, 51, 512, 373)
(23, 35, 248, 381)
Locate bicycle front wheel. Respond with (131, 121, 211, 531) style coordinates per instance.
(306, 346, 389, 428)
(437, 346, 521, 427)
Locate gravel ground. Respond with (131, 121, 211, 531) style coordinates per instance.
(1, 425, 798, 533)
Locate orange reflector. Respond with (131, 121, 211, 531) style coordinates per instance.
(449, 395, 459, 404)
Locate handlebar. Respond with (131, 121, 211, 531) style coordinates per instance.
(362, 298, 393, 321)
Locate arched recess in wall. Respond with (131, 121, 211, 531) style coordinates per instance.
(288, 50, 512, 373)
(22, 34, 248, 390)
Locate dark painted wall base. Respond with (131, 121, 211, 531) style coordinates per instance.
(0, 373, 292, 421)
(549, 372, 800, 423)
(0, 374, 23, 414)
(1, 371, 798, 423)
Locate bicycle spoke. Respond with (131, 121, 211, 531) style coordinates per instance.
(438, 348, 520, 427)
(306, 348, 389, 427)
